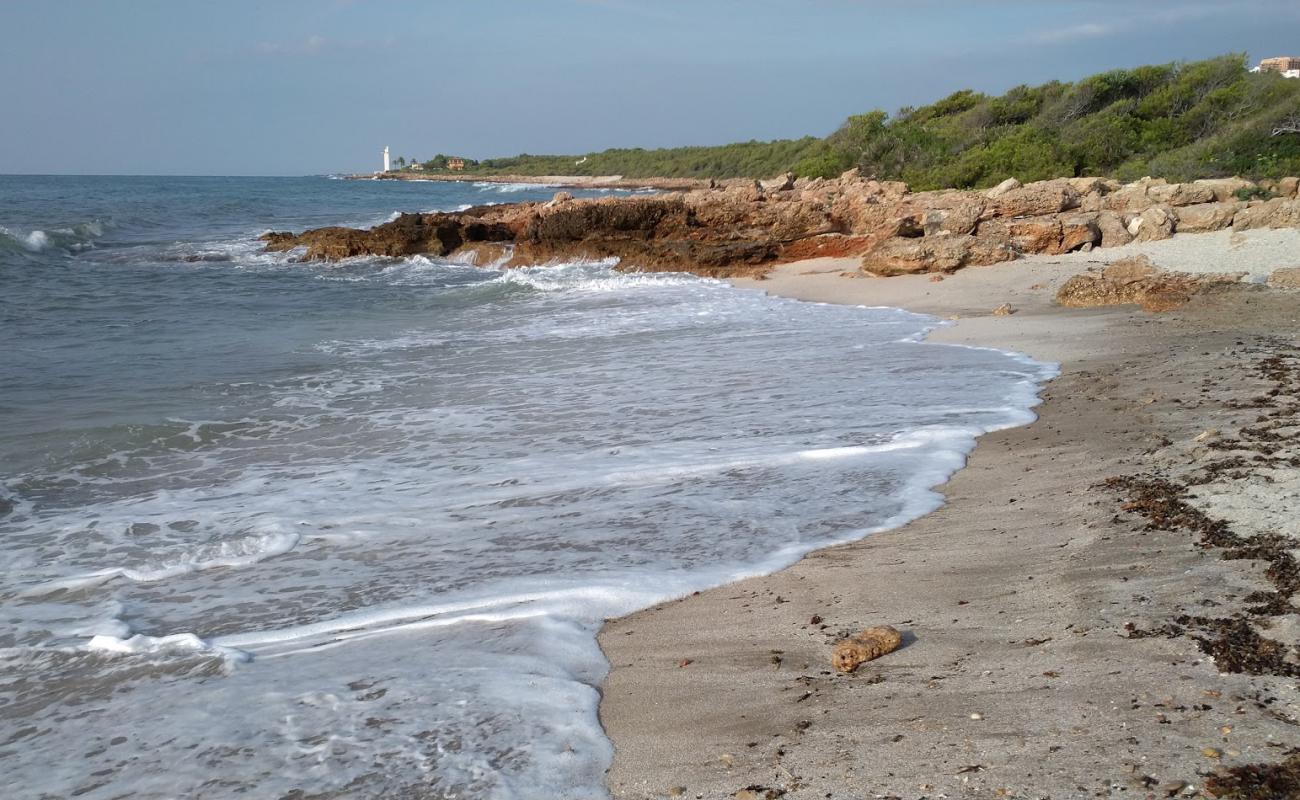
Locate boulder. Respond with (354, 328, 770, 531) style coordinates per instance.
(861, 234, 1017, 276)
(1068, 177, 1115, 196)
(1147, 182, 1216, 207)
(1278, 177, 1300, 200)
(992, 180, 1080, 218)
(761, 172, 796, 193)
(985, 177, 1022, 199)
(1060, 215, 1102, 252)
(1174, 202, 1236, 233)
(1105, 184, 1156, 214)
(1233, 198, 1300, 231)
(546, 191, 575, 207)
(1191, 177, 1256, 202)
(917, 193, 987, 236)
(1006, 216, 1064, 254)
(1056, 255, 1244, 312)
(1096, 210, 1134, 248)
(1132, 205, 1176, 242)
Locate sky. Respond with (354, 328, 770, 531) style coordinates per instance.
(1, 0, 1298, 176)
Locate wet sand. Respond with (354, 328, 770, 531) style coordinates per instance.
(598, 240, 1300, 798)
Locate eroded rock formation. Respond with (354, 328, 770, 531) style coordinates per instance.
(1055, 255, 1246, 312)
(262, 171, 1300, 279)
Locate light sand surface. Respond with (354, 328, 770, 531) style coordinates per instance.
(598, 236, 1300, 799)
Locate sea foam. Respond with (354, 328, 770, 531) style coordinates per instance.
(1, 179, 1054, 799)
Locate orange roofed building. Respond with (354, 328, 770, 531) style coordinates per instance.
(447, 157, 466, 171)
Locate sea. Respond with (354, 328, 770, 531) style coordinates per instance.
(0, 175, 1055, 799)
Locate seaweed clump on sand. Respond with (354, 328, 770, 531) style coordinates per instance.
(1204, 752, 1300, 799)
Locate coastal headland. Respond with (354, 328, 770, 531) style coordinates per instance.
(267, 170, 1300, 289)
(262, 175, 1300, 796)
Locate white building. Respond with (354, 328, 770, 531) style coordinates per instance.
(383, 146, 391, 172)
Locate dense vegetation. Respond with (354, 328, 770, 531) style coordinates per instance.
(406, 55, 1300, 190)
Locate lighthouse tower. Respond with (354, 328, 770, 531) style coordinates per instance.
(382, 146, 391, 173)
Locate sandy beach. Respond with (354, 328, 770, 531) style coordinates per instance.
(599, 232, 1300, 798)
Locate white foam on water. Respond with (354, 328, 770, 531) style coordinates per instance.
(1, 257, 1055, 799)
(23, 229, 49, 251)
(30, 530, 301, 594)
(86, 631, 252, 665)
(474, 181, 562, 193)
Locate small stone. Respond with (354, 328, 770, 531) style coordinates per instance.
(718, 753, 735, 768)
(1195, 429, 1220, 443)
(668, 788, 687, 798)
(992, 303, 1016, 316)
(1202, 747, 1221, 759)
(969, 713, 984, 720)
(1219, 724, 1233, 736)
(1160, 781, 1188, 797)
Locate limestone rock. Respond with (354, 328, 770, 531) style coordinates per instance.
(260, 172, 1272, 281)
(1268, 267, 1300, 288)
(1147, 182, 1216, 207)
(1105, 184, 1156, 214)
(1060, 214, 1102, 252)
(1233, 198, 1300, 231)
(1278, 176, 1300, 199)
(861, 234, 1016, 276)
(985, 177, 1021, 199)
(1056, 255, 1244, 312)
(1005, 216, 1063, 254)
(1133, 205, 1176, 242)
(1174, 202, 1236, 233)
(546, 191, 575, 207)
(992, 180, 1080, 218)
(916, 192, 987, 237)
(1192, 177, 1257, 202)
(1096, 211, 1134, 248)
(832, 625, 903, 673)
(1067, 177, 1116, 196)
(761, 172, 796, 193)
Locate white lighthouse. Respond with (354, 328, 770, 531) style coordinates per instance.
(382, 146, 391, 173)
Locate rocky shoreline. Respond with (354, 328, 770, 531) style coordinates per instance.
(270, 171, 1300, 290)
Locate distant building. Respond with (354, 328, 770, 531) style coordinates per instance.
(447, 157, 466, 171)
(1254, 56, 1300, 77)
(409, 162, 424, 171)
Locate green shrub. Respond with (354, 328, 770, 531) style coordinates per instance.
(460, 54, 1300, 187)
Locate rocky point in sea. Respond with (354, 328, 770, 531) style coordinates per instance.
(264, 170, 1300, 284)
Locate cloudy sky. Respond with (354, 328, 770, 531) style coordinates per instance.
(2, 0, 1297, 175)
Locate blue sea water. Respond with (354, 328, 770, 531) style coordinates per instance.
(0, 175, 1054, 798)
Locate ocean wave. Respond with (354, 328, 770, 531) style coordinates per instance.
(86, 631, 252, 665)
(29, 531, 302, 594)
(473, 181, 561, 194)
(0, 221, 107, 254)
